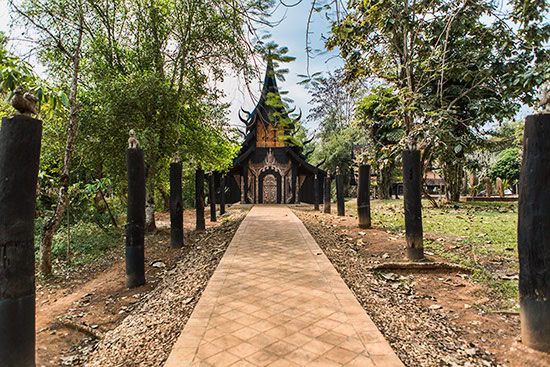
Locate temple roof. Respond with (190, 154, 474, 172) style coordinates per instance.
(239, 59, 301, 134)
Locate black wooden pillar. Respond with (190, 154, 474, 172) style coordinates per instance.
(292, 165, 298, 203)
(358, 164, 372, 229)
(313, 173, 320, 211)
(126, 147, 146, 288)
(518, 114, 550, 353)
(242, 166, 248, 204)
(324, 176, 331, 214)
(208, 173, 216, 222)
(169, 161, 183, 248)
(335, 168, 345, 216)
(220, 173, 226, 216)
(195, 168, 205, 230)
(402, 150, 424, 261)
(0, 115, 42, 367)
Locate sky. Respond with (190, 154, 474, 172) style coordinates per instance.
(0, 1, 342, 134)
(0, 2, 544, 130)
(214, 2, 343, 133)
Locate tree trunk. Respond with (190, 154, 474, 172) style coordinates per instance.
(145, 189, 156, 231)
(377, 165, 393, 200)
(144, 165, 157, 232)
(39, 20, 83, 276)
(443, 161, 462, 202)
(158, 186, 170, 212)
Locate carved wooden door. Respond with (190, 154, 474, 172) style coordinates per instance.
(263, 174, 277, 203)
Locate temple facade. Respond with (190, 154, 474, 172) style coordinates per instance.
(221, 61, 325, 204)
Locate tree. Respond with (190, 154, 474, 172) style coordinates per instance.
(325, 1, 547, 202)
(8, 0, 275, 275)
(11, 0, 88, 276)
(355, 86, 403, 199)
(489, 147, 521, 182)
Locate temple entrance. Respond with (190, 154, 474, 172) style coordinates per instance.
(263, 174, 277, 203)
(258, 169, 282, 204)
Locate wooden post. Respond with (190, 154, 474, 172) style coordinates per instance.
(220, 173, 226, 216)
(242, 166, 248, 204)
(324, 176, 331, 214)
(195, 168, 205, 230)
(403, 150, 424, 261)
(169, 159, 183, 248)
(336, 167, 345, 216)
(0, 115, 42, 367)
(313, 173, 320, 211)
(358, 164, 372, 229)
(126, 146, 146, 288)
(518, 114, 550, 353)
(208, 174, 216, 222)
(292, 165, 297, 203)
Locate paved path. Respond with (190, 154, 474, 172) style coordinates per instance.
(165, 206, 403, 367)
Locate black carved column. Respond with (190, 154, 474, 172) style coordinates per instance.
(195, 168, 205, 230)
(358, 164, 372, 229)
(402, 150, 424, 261)
(0, 115, 42, 367)
(208, 173, 216, 222)
(518, 114, 550, 353)
(324, 176, 331, 214)
(126, 146, 146, 288)
(220, 173, 226, 216)
(313, 173, 320, 211)
(169, 160, 183, 248)
(242, 166, 248, 204)
(292, 165, 298, 203)
(335, 168, 345, 216)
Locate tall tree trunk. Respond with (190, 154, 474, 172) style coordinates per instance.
(144, 164, 157, 232)
(39, 19, 83, 276)
(158, 186, 170, 211)
(145, 186, 156, 231)
(377, 165, 393, 200)
(443, 161, 463, 202)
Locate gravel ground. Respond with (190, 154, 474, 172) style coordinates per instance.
(294, 210, 499, 367)
(83, 214, 245, 367)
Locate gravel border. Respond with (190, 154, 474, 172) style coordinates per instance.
(83, 214, 245, 367)
(294, 210, 499, 367)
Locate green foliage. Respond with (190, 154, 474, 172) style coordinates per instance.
(0, 31, 68, 115)
(311, 125, 366, 179)
(34, 216, 122, 264)
(489, 148, 521, 182)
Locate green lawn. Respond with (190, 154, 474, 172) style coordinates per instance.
(347, 199, 519, 310)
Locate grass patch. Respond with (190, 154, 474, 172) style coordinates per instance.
(34, 218, 123, 266)
(347, 199, 519, 310)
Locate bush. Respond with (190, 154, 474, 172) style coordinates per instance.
(489, 148, 520, 182)
(34, 217, 122, 265)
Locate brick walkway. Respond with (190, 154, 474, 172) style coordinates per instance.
(165, 206, 403, 367)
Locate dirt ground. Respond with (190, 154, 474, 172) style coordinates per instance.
(35, 206, 246, 367)
(292, 206, 550, 367)
(35, 203, 550, 367)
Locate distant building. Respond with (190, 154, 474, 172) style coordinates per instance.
(221, 61, 326, 204)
